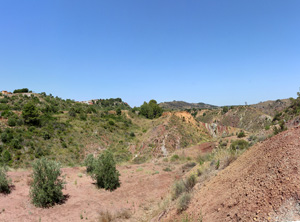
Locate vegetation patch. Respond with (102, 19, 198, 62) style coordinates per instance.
(0, 167, 11, 194)
(30, 158, 66, 207)
(86, 151, 120, 191)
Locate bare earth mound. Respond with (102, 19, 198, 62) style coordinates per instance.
(163, 127, 300, 222)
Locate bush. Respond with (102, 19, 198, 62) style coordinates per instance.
(222, 106, 229, 114)
(7, 117, 17, 127)
(172, 175, 196, 200)
(170, 154, 180, 162)
(139, 100, 163, 119)
(22, 102, 40, 126)
(230, 140, 249, 151)
(84, 154, 95, 173)
(2, 150, 12, 163)
(91, 151, 120, 191)
(13, 88, 29, 93)
(185, 174, 196, 191)
(196, 153, 213, 165)
(172, 180, 186, 200)
(237, 131, 245, 138)
(108, 120, 115, 126)
(30, 158, 65, 207)
(0, 167, 11, 194)
(116, 108, 122, 115)
(177, 192, 191, 212)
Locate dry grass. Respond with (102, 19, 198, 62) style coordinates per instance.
(98, 209, 131, 222)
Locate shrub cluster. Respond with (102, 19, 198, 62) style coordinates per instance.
(13, 88, 29, 93)
(172, 174, 196, 213)
(172, 174, 196, 200)
(139, 100, 163, 119)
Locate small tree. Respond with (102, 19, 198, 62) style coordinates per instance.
(116, 108, 122, 115)
(22, 102, 40, 126)
(30, 158, 65, 207)
(0, 167, 11, 194)
(91, 151, 120, 191)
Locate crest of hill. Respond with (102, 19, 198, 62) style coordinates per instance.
(159, 100, 217, 110)
(250, 98, 291, 116)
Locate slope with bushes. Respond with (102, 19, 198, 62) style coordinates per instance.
(160, 126, 300, 222)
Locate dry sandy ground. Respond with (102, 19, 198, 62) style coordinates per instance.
(0, 162, 180, 222)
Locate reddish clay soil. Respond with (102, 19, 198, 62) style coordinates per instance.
(174, 142, 215, 158)
(162, 127, 300, 222)
(0, 162, 181, 222)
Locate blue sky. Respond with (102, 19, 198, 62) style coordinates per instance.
(0, 0, 299, 107)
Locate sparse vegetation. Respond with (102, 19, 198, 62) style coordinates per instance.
(177, 192, 191, 213)
(172, 174, 196, 200)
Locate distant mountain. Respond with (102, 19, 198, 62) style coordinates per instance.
(159, 100, 218, 110)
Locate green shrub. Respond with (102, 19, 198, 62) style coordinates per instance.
(91, 151, 120, 191)
(84, 154, 95, 173)
(11, 138, 22, 149)
(237, 131, 245, 138)
(116, 108, 122, 115)
(22, 102, 40, 126)
(8, 117, 17, 127)
(2, 150, 12, 163)
(196, 153, 213, 165)
(170, 154, 180, 162)
(139, 100, 163, 119)
(172, 180, 186, 200)
(132, 155, 147, 164)
(172, 175, 196, 200)
(30, 158, 66, 207)
(185, 174, 196, 191)
(0, 167, 11, 194)
(79, 113, 87, 121)
(108, 120, 115, 126)
(163, 167, 172, 172)
(222, 106, 229, 114)
(230, 139, 249, 151)
(13, 88, 29, 93)
(177, 192, 191, 212)
(215, 160, 220, 170)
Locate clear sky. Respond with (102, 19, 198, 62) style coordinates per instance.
(0, 0, 299, 107)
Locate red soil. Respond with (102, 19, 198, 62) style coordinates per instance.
(0, 163, 179, 222)
(163, 127, 300, 222)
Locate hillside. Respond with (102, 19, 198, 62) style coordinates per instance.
(159, 101, 217, 110)
(161, 126, 300, 222)
(0, 92, 216, 167)
(250, 99, 291, 116)
(197, 106, 273, 133)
